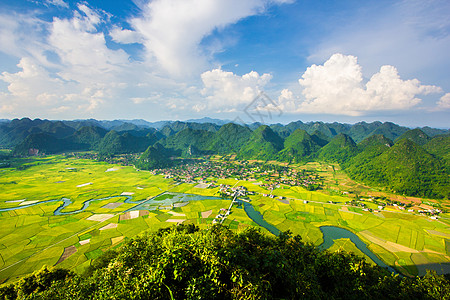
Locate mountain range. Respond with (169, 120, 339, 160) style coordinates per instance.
(1, 118, 448, 199)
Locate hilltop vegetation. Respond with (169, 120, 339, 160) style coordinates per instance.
(1, 118, 448, 199)
(1, 225, 449, 300)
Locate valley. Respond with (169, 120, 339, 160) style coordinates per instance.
(1, 153, 449, 283)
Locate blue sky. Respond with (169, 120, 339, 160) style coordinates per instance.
(0, 0, 449, 127)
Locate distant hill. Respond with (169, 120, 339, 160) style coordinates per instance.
(238, 125, 283, 160)
(424, 134, 450, 164)
(160, 121, 220, 137)
(344, 135, 394, 183)
(0, 118, 75, 148)
(3, 117, 447, 199)
(395, 128, 431, 146)
(318, 134, 358, 164)
(368, 122, 409, 141)
(347, 139, 449, 199)
(13, 133, 84, 155)
(348, 121, 383, 143)
(162, 128, 215, 156)
(97, 131, 157, 155)
(420, 126, 449, 137)
(136, 144, 173, 169)
(70, 126, 108, 149)
(278, 129, 321, 163)
(207, 123, 252, 154)
(185, 117, 231, 125)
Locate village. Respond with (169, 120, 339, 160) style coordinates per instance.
(69, 153, 445, 221)
(153, 159, 322, 190)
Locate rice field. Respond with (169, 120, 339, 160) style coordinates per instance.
(0, 155, 449, 283)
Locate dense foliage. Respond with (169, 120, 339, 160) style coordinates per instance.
(345, 139, 449, 199)
(1, 225, 449, 299)
(207, 123, 252, 154)
(278, 129, 321, 163)
(162, 128, 215, 156)
(317, 134, 358, 164)
(395, 129, 431, 146)
(238, 126, 283, 160)
(136, 144, 173, 169)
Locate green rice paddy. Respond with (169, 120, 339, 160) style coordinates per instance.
(0, 155, 449, 283)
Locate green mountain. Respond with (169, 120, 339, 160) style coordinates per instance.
(344, 135, 394, 181)
(420, 126, 449, 137)
(395, 128, 431, 146)
(207, 123, 252, 154)
(270, 123, 291, 138)
(136, 144, 172, 170)
(70, 126, 108, 149)
(308, 121, 335, 137)
(310, 130, 330, 147)
(318, 133, 358, 164)
(349, 139, 449, 199)
(37, 121, 76, 138)
(238, 125, 284, 160)
(13, 133, 83, 155)
(369, 122, 409, 141)
(357, 134, 393, 151)
(96, 131, 155, 155)
(424, 134, 450, 164)
(162, 128, 215, 156)
(0, 118, 75, 148)
(160, 121, 220, 137)
(327, 122, 352, 136)
(348, 121, 382, 143)
(110, 122, 140, 132)
(278, 129, 322, 163)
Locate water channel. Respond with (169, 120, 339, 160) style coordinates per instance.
(318, 226, 396, 273)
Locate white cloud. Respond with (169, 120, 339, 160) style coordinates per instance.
(44, 0, 69, 8)
(277, 53, 442, 116)
(0, 1, 293, 119)
(48, 13, 129, 80)
(110, 27, 143, 44)
(200, 69, 272, 111)
(0, 14, 50, 67)
(129, 0, 291, 75)
(437, 93, 450, 109)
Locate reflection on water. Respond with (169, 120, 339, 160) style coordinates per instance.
(319, 226, 396, 273)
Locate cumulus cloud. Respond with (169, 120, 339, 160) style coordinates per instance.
(277, 53, 442, 116)
(0, 13, 50, 66)
(200, 69, 272, 110)
(0, 0, 293, 119)
(0, 5, 135, 118)
(0, 57, 114, 116)
(437, 93, 450, 109)
(110, 27, 143, 44)
(129, 0, 292, 75)
(48, 6, 129, 81)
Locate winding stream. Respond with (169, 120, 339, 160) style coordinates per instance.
(318, 226, 396, 273)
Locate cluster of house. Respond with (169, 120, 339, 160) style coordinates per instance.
(343, 196, 444, 218)
(219, 184, 253, 197)
(153, 160, 322, 191)
(212, 208, 231, 224)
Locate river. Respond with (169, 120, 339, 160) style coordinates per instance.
(0, 192, 394, 272)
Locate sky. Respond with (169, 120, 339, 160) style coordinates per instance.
(0, 0, 449, 127)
